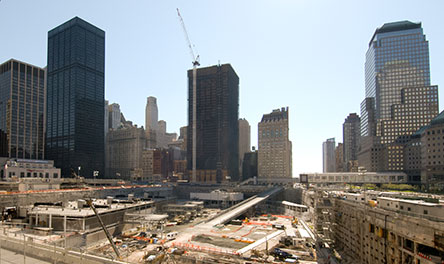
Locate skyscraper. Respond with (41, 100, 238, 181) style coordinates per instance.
(343, 113, 360, 171)
(145, 96, 158, 148)
(238, 118, 251, 175)
(108, 103, 121, 131)
(145, 96, 158, 133)
(323, 138, 336, 172)
(0, 59, 46, 159)
(187, 64, 239, 182)
(361, 21, 431, 135)
(258, 107, 292, 179)
(46, 17, 105, 178)
(359, 21, 439, 172)
(335, 143, 344, 172)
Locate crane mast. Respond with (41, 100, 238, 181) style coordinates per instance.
(177, 8, 199, 182)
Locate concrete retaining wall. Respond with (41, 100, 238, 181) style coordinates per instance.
(0, 236, 126, 264)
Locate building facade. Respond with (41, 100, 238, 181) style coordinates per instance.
(187, 64, 239, 182)
(238, 118, 251, 175)
(335, 143, 344, 172)
(358, 21, 439, 173)
(420, 111, 444, 190)
(108, 103, 121, 131)
(242, 150, 258, 181)
(343, 113, 360, 171)
(258, 107, 292, 179)
(157, 120, 177, 149)
(0, 158, 60, 180)
(145, 96, 158, 147)
(323, 138, 336, 172)
(0, 59, 46, 160)
(106, 126, 146, 180)
(46, 17, 105, 178)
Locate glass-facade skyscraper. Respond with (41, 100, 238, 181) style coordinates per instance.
(46, 17, 105, 178)
(187, 64, 239, 183)
(361, 21, 431, 137)
(0, 59, 46, 159)
(358, 21, 439, 172)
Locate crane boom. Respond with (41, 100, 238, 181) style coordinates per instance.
(177, 8, 198, 183)
(177, 8, 200, 66)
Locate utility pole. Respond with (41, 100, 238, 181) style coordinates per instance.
(177, 8, 200, 183)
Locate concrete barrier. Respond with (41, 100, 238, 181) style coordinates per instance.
(0, 236, 127, 264)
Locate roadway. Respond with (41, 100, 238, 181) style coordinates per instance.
(202, 186, 283, 227)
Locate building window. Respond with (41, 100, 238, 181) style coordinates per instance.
(424, 210, 428, 215)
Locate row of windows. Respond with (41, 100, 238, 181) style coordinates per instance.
(3, 171, 59, 178)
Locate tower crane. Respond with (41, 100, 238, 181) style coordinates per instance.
(177, 8, 199, 182)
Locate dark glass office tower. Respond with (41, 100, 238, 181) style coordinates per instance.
(342, 113, 360, 170)
(187, 64, 239, 183)
(46, 17, 105, 178)
(0, 59, 45, 159)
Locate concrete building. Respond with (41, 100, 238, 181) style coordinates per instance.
(46, 17, 105, 178)
(0, 157, 60, 180)
(258, 107, 292, 179)
(190, 190, 244, 208)
(299, 171, 407, 185)
(107, 103, 121, 131)
(0, 59, 46, 160)
(187, 64, 239, 183)
(238, 118, 251, 176)
(335, 143, 344, 172)
(141, 148, 172, 183)
(179, 126, 187, 152)
(405, 110, 444, 189)
(27, 198, 154, 246)
(157, 120, 177, 149)
(343, 113, 360, 171)
(331, 192, 444, 264)
(323, 138, 336, 172)
(106, 126, 146, 179)
(141, 149, 156, 182)
(145, 96, 158, 132)
(420, 110, 444, 190)
(358, 21, 439, 173)
(145, 96, 159, 132)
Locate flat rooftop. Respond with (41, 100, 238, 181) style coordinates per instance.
(28, 200, 153, 218)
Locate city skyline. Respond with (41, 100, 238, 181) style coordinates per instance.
(1, 1, 443, 176)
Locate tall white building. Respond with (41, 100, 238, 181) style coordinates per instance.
(258, 107, 292, 179)
(323, 138, 336, 172)
(145, 96, 159, 147)
(145, 96, 158, 132)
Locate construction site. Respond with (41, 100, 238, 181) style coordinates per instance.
(0, 176, 442, 263)
(0, 179, 324, 264)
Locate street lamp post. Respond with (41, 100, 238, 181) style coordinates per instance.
(78, 166, 81, 178)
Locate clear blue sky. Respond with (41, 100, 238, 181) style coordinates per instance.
(1, 1, 443, 176)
